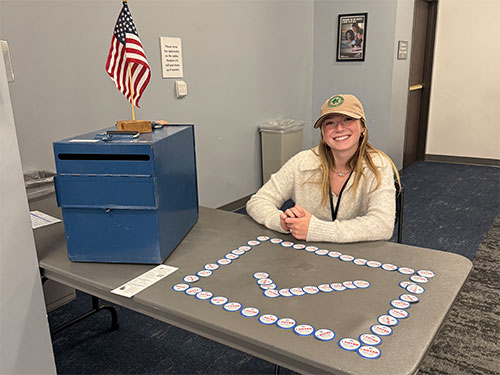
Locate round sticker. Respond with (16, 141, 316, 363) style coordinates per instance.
(281, 241, 294, 248)
(290, 287, 305, 296)
(340, 254, 354, 262)
(172, 283, 189, 292)
(318, 284, 334, 293)
(328, 251, 342, 258)
(353, 258, 368, 266)
(293, 244, 306, 250)
(264, 289, 280, 298)
(398, 267, 415, 275)
(359, 333, 382, 346)
(314, 329, 336, 342)
(210, 296, 229, 305)
(183, 275, 200, 283)
(231, 249, 245, 255)
(277, 318, 296, 329)
(257, 278, 273, 285)
(197, 270, 213, 278)
(331, 283, 347, 291)
(269, 238, 283, 244)
(204, 263, 219, 271)
(217, 258, 232, 265)
(279, 288, 293, 297)
(259, 314, 278, 325)
(342, 281, 357, 289)
(294, 324, 315, 336)
(315, 249, 329, 256)
(185, 287, 202, 296)
(388, 308, 409, 319)
(241, 307, 260, 317)
(406, 284, 425, 294)
(390, 299, 411, 309)
(370, 324, 393, 336)
(377, 314, 399, 326)
(305, 246, 319, 252)
(358, 346, 381, 359)
(196, 291, 213, 300)
(399, 281, 415, 289)
(382, 263, 398, 271)
(223, 302, 242, 312)
(253, 272, 270, 279)
(338, 338, 361, 351)
(366, 260, 382, 268)
(256, 236, 270, 242)
(417, 269, 435, 278)
(303, 286, 320, 294)
(225, 253, 239, 260)
(353, 280, 370, 288)
(260, 283, 277, 290)
(238, 245, 252, 252)
(410, 275, 429, 284)
(400, 294, 420, 303)
(246, 240, 261, 246)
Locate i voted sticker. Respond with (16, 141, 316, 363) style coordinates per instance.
(370, 324, 393, 336)
(197, 270, 213, 277)
(279, 288, 293, 297)
(204, 263, 219, 271)
(290, 287, 305, 296)
(388, 308, 409, 319)
(331, 283, 347, 291)
(382, 263, 398, 271)
(294, 324, 315, 336)
(359, 333, 382, 346)
(217, 258, 232, 265)
(246, 240, 261, 246)
(259, 314, 278, 325)
(418, 269, 435, 278)
(277, 318, 296, 329)
(406, 284, 425, 294)
(223, 302, 242, 312)
(314, 329, 336, 342)
(315, 249, 329, 256)
(241, 307, 260, 317)
(210, 296, 229, 305)
(410, 275, 429, 284)
(257, 278, 273, 285)
(231, 249, 245, 255)
(238, 245, 252, 252)
(328, 251, 342, 258)
(400, 294, 420, 303)
(342, 281, 357, 289)
(353, 258, 368, 266)
(303, 286, 320, 294)
(196, 291, 213, 300)
(366, 260, 382, 268)
(377, 314, 399, 326)
(260, 283, 277, 290)
(353, 280, 370, 288)
(269, 238, 283, 244)
(281, 241, 294, 248)
(338, 338, 361, 351)
(358, 346, 381, 359)
(398, 267, 415, 275)
(293, 244, 306, 250)
(256, 236, 270, 242)
(225, 253, 239, 260)
(183, 275, 200, 283)
(253, 272, 269, 279)
(340, 254, 354, 262)
(390, 299, 411, 309)
(305, 246, 319, 252)
(185, 287, 202, 296)
(172, 283, 189, 292)
(264, 289, 280, 298)
(318, 284, 334, 293)
(399, 281, 415, 289)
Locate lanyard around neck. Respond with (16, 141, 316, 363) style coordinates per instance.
(329, 172, 353, 221)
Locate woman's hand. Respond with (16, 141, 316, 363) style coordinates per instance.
(284, 204, 312, 240)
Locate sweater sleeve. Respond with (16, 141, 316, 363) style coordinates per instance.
(246, 152, 302, 233)
(306, 156, 396, 243)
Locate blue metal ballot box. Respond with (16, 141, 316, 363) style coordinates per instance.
(53, 125, 198, 264)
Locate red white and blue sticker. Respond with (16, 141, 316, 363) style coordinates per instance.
(388, 308, 409, 319)
(195, 291, 213, 300)
(366, 260, 382, 268)
(305, 246, 319, 252)
(269, 238, 283, 244)
(315, 249, 329, 256)
(377, 314, 399, 326)
(257, 278, 274, 285)
(328, 251, 342, 258)
(225, 253, 239, 260)
(410, 275, 429, 284)
(260, 283, 277, 290)
(342, 281, 357, 289)
(246, 240, 261, 246)
(277, 318, 297, 329)
(256, 236, 270, 242)
(400, 294, 420, 303)
(279, 288, 293, 297)
(259, 314, 278, 325)
(353, 280, 370, 288)
(357, 346, 381, 359)
(359, 333, 382, 346)
(231, 249, 245, 255)
(185, 287, 203, 296)
(281, 241, 294, 248)
(339, 254, 354, 262)
(290, 287, 305, 296)
(390, 299, 411, 309)
(382, 263, 398, 271)
(204, 263, 219, 271)
(238, 245, 252, 252)
(264, 289, 280, 298)
(294, 324, 315, 336)
(399, 281, 415, 289)
(331, 283, 347, 291)
(253, 272, 269, 279)
(210, 296, 229, 305)
(197, 270, 213, 278)
(370, 324, 393, 336)
(338, 338, 361, 351)
(398, 267, 415, 275)
(241, 307, 260, 317)
(293, 244, 306, 250)
(223, 302, 242, 312)
(217, 258, 232, 265)
(417, 269, 435, 278)
(183, 275, 200, 283)
(172, 283, 190, 292)
(406, 284, 425, 294)
(314, 329, 336, 342)
(353, 258, 368, 266)
(318, 284, 334, 293)
(303, 286, 320, 294)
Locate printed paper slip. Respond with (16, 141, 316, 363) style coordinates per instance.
(111, 264, 178, 298)
(30, 210, 62, 229)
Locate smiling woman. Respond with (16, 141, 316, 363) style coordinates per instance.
(246, 94, 400, 243)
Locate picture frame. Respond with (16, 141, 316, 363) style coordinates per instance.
(336, 13, 368, 62)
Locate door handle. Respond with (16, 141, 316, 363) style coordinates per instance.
(409, 83, 425, 91)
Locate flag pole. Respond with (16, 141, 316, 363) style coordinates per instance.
(128, 63, 135, 120)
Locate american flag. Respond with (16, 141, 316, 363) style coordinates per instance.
(105, 3, 150, 107)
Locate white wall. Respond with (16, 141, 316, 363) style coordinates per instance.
(426, 0, 500, 160)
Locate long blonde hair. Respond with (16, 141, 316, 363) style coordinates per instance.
(315, 121, 401, 206)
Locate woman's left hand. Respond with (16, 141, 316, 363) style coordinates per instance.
(284, 204, 312, 240)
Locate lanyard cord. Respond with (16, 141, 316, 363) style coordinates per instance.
(329, 171, 353, 221)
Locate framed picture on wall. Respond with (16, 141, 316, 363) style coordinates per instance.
(336, 13, 368, 61)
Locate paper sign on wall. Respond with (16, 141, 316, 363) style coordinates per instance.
(160, 37, 184, 78)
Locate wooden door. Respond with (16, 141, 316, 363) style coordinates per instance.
(403, 0, 438, 168)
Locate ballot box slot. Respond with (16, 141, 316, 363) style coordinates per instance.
(57, 153, 150, 161)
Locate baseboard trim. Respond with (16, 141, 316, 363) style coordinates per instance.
(217, 194, 253, 212)
(425, 154, 500, 167)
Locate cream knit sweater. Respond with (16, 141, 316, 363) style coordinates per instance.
(246, 147, 396, 243)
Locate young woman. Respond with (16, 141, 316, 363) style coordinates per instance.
(246, 94, 400, 243)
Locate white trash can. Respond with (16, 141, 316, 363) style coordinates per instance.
(259, 119, 305, 184)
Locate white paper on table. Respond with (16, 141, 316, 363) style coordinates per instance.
(111, 264, 178, 298)
(30, 210, 62, 229)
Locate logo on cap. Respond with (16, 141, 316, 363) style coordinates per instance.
(328, 95, 344, 107)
